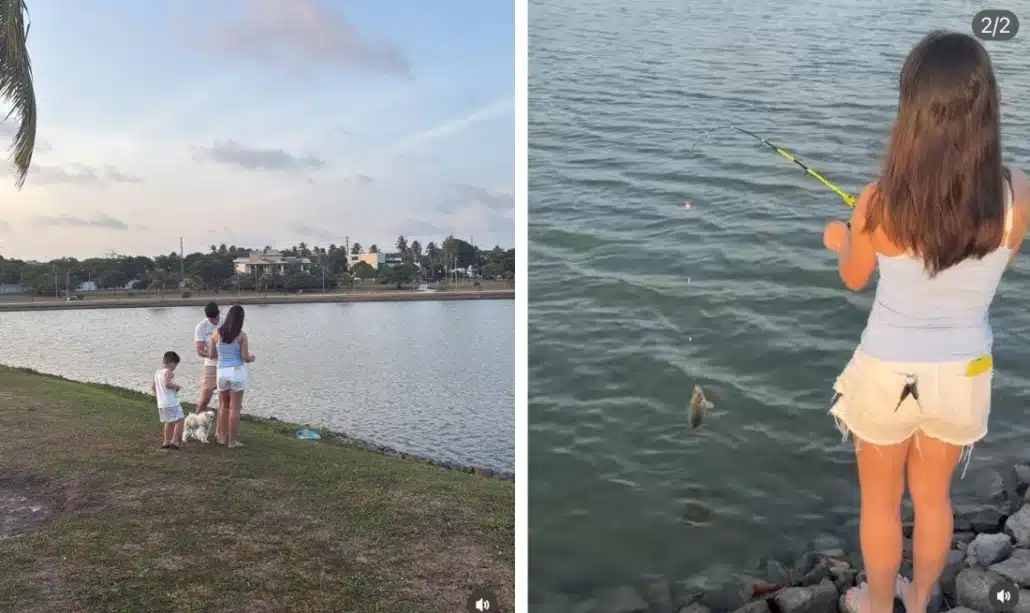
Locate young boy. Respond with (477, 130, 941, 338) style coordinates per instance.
(152, 351, 185, 450)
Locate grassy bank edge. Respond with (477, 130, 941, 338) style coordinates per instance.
(0, 364, 515, 612)
(0, 365, 515, 481)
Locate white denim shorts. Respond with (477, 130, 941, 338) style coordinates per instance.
(216, 365, 248, 393)
(829, 348, 992, 451)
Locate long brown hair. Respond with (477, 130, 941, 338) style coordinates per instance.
(865, 30, 1007, 276)
(218, 305, 245, 344)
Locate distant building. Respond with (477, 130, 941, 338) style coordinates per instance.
(349, 252, 382, 269)
(234, 249, 312, 275)
(445, 265, 477, 278)
(0, 282, 24, 294)
(383, 252, 404, 267)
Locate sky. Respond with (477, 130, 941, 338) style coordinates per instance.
(0, 0, 514, 261)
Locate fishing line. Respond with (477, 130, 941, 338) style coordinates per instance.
(687, 125, 857, 208)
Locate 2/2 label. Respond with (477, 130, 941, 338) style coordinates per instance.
(972, 9, 1019, 41)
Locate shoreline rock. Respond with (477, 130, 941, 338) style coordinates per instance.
(240, 413, 515, 482)
(539, 460, 1030, 613)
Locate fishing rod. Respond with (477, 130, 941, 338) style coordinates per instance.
(688, 126, 857, 208)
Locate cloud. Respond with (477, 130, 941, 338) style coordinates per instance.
(379, 99, 513, 157)
(437, 201, 514, 237)
(203, 0, 410, 77)
(0, 121, 53, 153)
(449, 184, 514, 212)
(33, 212, 130, 231)
(243, 98, 514, 209)
(3, 161, 143, 186)
(402, 219, 451, 238)
(292, 223, 340, 242)
(397, 184, 514, 240)
(356, 174, 375, 186)
(29, 164, 103, 186)
(194, 140, 325, 172)
(105, 165, 143, 183)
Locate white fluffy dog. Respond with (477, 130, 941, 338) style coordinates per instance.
(182, 410, 216, 444)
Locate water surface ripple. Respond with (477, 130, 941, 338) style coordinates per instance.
(529, 0, 1030, 603)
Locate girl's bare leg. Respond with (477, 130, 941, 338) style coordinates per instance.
(216, 390, 231, 443)
(228, 391, 244, 447)
(853, 436, 911, 613)
(163, 422, 173, 446)
(900, 432, 962, 613)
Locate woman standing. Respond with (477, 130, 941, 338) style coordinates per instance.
(823, 31, 1029, 613)
(208, 304, 256, 448)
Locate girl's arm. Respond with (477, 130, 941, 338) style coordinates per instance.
(240, 332, 256, 363)
(826, 183, 879, 291)
(1008, 167, 1030, 262)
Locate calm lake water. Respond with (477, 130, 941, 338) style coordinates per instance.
(0, 300, 514, 472)
(529, 0, 1030, 605)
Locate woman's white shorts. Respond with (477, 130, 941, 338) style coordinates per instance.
(829, 348, 991, 448)
(216, 365, 248, 393)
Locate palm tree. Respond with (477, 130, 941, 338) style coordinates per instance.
(351, 242, 362, 255)
(425, 241, 440, 281)
(410, 239, 422, 283)
(1, 0, 38, 187)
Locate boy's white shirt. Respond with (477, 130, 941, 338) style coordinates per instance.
(154, 368, 180, 408)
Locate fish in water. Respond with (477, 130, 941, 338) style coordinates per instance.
(689, 385, 714, 428)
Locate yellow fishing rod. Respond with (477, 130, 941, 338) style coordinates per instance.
(689, 126, 857, 208)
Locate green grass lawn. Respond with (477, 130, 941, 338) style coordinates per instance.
(0, 366, 514, 613)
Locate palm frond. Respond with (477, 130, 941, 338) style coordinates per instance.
(0, 0, 36, 188)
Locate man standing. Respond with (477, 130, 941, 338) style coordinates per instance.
(194, 302, 222, 431)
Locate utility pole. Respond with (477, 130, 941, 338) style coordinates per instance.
(65, 270, 70, 301)
(53, 267, 58, 299)
(179, 237, 185, 289)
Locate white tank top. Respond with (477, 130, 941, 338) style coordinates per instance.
(154, 368, 179, 408)
(859, 180, 1015, 362)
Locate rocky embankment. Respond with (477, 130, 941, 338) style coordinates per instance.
(547, 462, 1030, 613)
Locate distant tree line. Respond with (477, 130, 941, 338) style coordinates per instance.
(0, 235, 515, 295)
